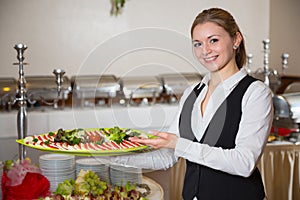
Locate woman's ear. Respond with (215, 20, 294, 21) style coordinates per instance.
(234, 32, 242, 47)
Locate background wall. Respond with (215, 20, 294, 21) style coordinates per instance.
(269, 0, 300, 76)
(0, 0, 270, 79)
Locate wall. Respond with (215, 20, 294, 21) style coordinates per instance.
(269, 0, 300, 76)
(0, 0, 270, 79)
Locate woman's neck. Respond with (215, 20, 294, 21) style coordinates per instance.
(210, 65, 239, 86)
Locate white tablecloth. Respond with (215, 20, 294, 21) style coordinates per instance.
(258, 143, 300, 200)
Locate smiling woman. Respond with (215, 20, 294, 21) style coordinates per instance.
(112, 7, 273, 200)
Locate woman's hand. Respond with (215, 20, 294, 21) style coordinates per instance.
(129, 131, 178, 149)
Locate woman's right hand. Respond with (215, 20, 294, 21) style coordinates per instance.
(129, 131, 178, 149)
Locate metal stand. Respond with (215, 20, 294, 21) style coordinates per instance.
(246, 53, 253, 74)
(13, 43, 65, 161)
(263, 39, 270, 86)
(14, 44, 28, 162)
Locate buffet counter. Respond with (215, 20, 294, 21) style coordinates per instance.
(1, 106, 300, 200)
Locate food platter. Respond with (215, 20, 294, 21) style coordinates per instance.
(16, 127, 153, 156)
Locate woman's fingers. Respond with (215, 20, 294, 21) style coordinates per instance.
(129, 131, 178, 149)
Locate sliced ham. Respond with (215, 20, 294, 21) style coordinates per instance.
(110, 141, 123, 150)
(101, 142, 113, 150)
(121, 140, 143, 148)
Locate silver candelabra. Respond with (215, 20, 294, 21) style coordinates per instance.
(13, 43, 66, 161)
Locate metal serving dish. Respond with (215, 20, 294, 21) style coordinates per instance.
(72, 75, 120, 107)
(0, 78, 17, 111)
(119, 76, 163, 105)
(159, 73, 202, 103)
(281, 83, 300, 124)
(26, 76, 71, 108)
(271, 82, 300, 139)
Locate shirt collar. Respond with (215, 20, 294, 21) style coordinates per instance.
(199, 68, 248, 90)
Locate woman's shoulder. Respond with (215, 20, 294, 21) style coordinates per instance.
(246, 77, 273, 99)
(250, 77, 273, 91)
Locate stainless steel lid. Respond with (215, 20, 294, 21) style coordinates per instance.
(26, 76, 71, 100)
(284, 82, 300, 94)
(0, 78, 17, 109)
(279, 82, 300, 123)
(159, 73, 202, 95)
(119, 76, 163, 99)
(72, 75, 120, 98)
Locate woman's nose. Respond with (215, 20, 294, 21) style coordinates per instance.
(202, 44, 211, 56)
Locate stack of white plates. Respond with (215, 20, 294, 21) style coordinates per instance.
(39, 154, 75, 192)
(109, 163, 142, 186)
(76, 158, 109, 183)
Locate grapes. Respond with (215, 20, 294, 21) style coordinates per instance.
(78, 170, 108, 197)
(61, 169, 147, 199)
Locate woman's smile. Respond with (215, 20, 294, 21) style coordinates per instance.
(203, 55, 218, 62)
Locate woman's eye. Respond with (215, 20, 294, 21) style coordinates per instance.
(193, 42, 202, 48)
(210, 38, 218, 44)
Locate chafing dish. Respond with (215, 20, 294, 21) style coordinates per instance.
(272, 84, 300, 139)
(119, 76, 163, 105)
(72, 75, 120, 107)
(283, 82, 300, 94)
(0, 78, 17, 111)
(281, 82, 300, 124)
(159, 73, 202, 103)
(26, 76, 71, 108)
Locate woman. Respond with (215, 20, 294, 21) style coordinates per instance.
(114, 8, 273, 200)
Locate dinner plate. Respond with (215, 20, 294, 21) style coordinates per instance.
(39, 154, 76, 192)
(16, 127, 152, 156)
(76, 158, 110, 182)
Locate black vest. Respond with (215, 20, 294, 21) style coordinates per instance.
(179, 75, 265, 200)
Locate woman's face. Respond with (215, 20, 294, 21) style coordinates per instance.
(192, 22, 239, 72)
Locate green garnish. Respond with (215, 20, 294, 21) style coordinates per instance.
(32, 138, 38, 143)
(54, 128, 83, 145)
(107, 126, 127, 144)
(48, 132, 55, 136)
(147, 134, 156, 139)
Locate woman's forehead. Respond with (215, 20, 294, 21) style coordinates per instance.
(192, 22, 227, 40)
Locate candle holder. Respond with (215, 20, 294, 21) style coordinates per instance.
(11, 43, 66, 161)
(262, 39, 271, 86)
(281, 53, 289, 75)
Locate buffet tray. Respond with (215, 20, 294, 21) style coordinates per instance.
(16, 128, 152, 156)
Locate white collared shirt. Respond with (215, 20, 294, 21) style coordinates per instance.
(170, 68, 273, 177)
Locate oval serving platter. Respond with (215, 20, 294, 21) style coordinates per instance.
(16, 127, 153, 156)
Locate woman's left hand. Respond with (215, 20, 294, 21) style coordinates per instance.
(129, 131, 178, 149)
